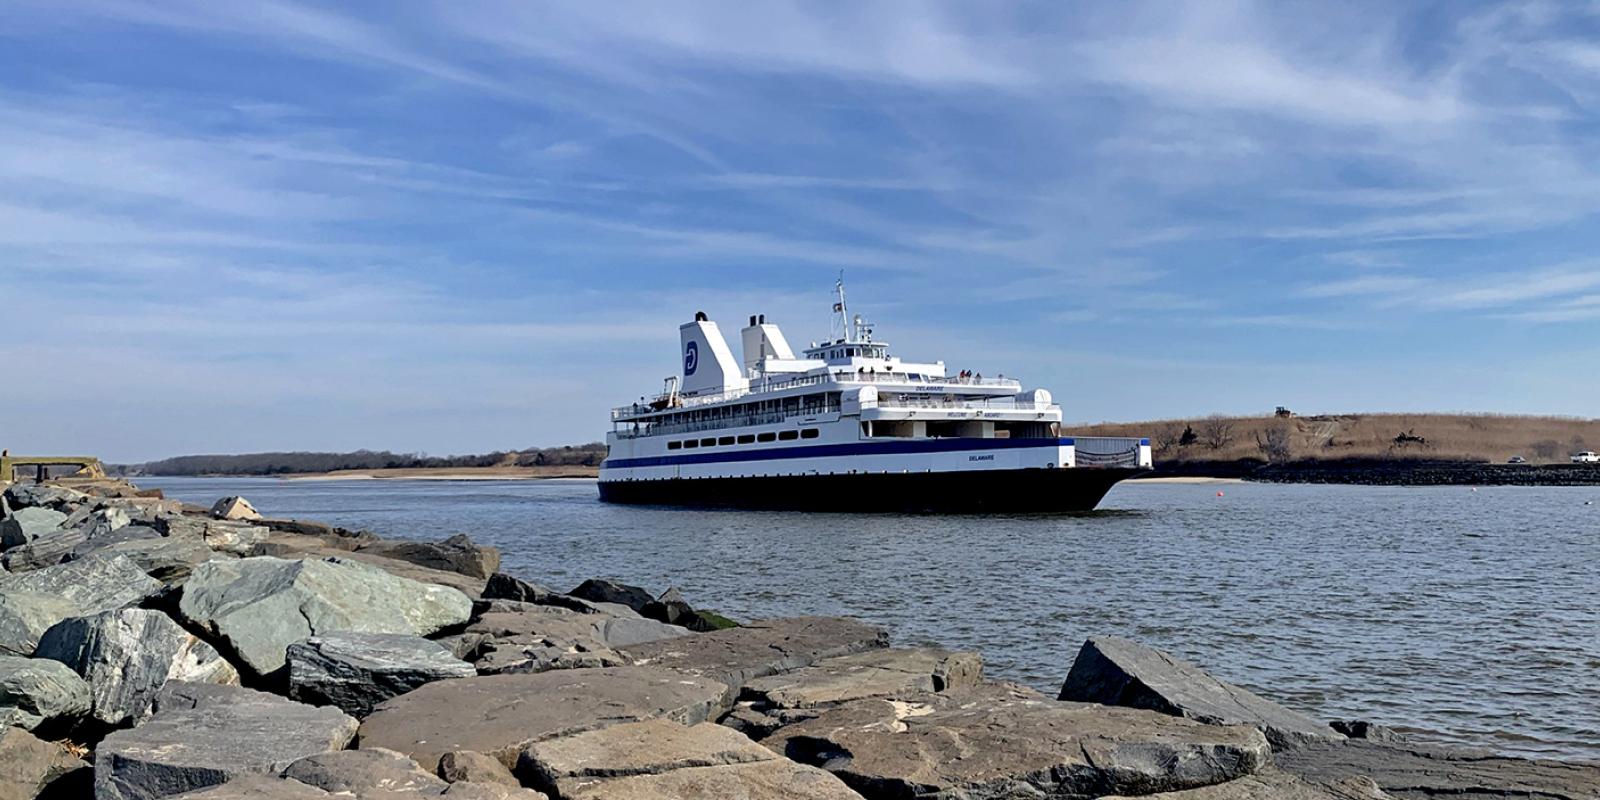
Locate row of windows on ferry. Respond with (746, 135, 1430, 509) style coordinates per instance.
(638, 393, 843, 433)
(667, 428, 821, 450)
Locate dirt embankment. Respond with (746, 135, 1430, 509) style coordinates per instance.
(1072, 412, 1600, 485)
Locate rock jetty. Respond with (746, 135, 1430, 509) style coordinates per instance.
(0, 476, 1595, 800)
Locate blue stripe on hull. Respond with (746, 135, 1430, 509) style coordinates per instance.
(601, 436, 1077, 470)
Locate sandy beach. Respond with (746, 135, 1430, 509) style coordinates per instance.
(1131, 476, 1245, 485)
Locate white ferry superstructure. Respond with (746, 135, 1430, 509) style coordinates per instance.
(598, 283, 1152, 512)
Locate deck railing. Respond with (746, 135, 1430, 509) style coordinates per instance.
(612, 411, 791, 440)
(1071, 436, 1146, 468)
(875, 396, 1051, 411)
(612, 371, 1021, 419)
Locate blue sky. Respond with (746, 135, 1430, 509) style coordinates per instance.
(4, 1, 1599, 462)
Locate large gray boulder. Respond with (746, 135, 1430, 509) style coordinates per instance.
(6, 506, 138, 573)
(1328, 720, 1408, 743)
(767, 682, 1271, 799)
(83, 506, 132, 537)
(568, 578, 654, 613)
(286, 631, 475, 717)
(519, 718, 860, 800)
(71, 522, 162, 556)
(254, 518, 374, 546)
(159, 516, 269, 557)
(273, 747, 550, 799)
(94, 683, 359, 800)
(166, 776, 332, 798)
(554, 760, 861, 800)
(1102, 768, 1393, 799)
(1059, 636, 1342, 749)
(0, 556, 165, 656)
(0, 724, 90, 800)
(358, 666, 729, 769)
(200, 520, 269, 556)
(458, 604, 686, 675)
(2, 527, 88, 572)
(355, 534, 501, 579)
(0, 655, 91, 732)
(1276, 739, 1600, 800)
(482, 573, 562, 604)
(35, 608, 240, 726)
(480, 574, 622, 615)
(0, 590, 80, 656)
(80, 530, 218, 583)
(742, 647, 982, 709)
(246, 534, 488, 598)
(438, 750, 521, 786)
(0, 554, 162, 616)
(3, 483, 89, 512)
(637, 587, 739, 632)
(281, 748, 448, 795)
(0, 507, 67, 549)
(177, 556, 472, 678)
(618, 616, 889, 698)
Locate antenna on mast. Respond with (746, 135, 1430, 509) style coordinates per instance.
(831, 270, 852, 342)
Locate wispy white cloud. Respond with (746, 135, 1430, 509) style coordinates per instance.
(1322, 250, 1407, 269)
(435, 1, 1036, 89)
(1499, 293, 1600, 322)
(1300, 275, 1430, 298)
(1072, 4, 1467, 132)
(1427, 267, 1600, 310)
(1300, 262, 1600, 321)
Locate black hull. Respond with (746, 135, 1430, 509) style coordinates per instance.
(596, 467, 1147, 513)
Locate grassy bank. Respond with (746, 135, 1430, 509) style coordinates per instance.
(1073, 412, 1600, 466)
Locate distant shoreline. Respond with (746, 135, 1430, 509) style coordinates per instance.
(1142, 458, 1600, 486)
(126, 460, 1600, 487)
(127, 466, 602, 481)
(286, 465, 600, 481)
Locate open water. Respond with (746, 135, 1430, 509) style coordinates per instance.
(141, 476, 1600, 760)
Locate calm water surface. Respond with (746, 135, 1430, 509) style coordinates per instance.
(142, 477, 1600, 760)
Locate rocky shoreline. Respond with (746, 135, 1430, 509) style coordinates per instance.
(1145, 458, 1600, 486)
(0, 477, 1595, 799)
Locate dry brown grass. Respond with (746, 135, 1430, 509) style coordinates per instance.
(1071, 413, 1600, 464)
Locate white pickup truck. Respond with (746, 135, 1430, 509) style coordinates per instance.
(1572, 451, 1600, 463)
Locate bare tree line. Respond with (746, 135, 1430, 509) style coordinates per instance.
(1151, 415, 1242, 454)
(112, 443, 608, 476)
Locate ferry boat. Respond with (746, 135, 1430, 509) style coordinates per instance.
(598, 282, 1152, 512)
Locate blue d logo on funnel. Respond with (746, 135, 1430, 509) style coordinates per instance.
(684, 340, 698, 375)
